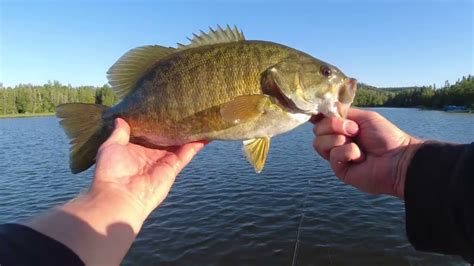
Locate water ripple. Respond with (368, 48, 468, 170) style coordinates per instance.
(1, 109, 471, 265)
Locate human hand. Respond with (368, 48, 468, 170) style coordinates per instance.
(312, 108, 423, 198)
(91, 118, 207, 219)
(22, 118, 206, 265)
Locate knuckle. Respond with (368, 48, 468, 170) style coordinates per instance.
(368, 110, 381, 120)
(313, 138, 329, 160)
(314, 117, 332, 136)
(313, 139, 324, 153)
(335, 134, 347, 146)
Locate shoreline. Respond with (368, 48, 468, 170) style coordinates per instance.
(0, 112, 56, 119)
(357, 106, 473, 113)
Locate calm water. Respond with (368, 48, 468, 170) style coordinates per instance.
(0, 108, 473, 265)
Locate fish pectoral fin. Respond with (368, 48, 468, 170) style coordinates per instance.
(220, 95, 270, 124)
(243, 137, 271, 173)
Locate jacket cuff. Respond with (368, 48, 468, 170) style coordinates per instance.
(404, 141, 474, 262)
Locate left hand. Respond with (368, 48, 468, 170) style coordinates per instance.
(91, 118, 207, 218)
(22, 118, 207, 265)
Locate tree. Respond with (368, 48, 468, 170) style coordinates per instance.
(95, 85, 117, 106)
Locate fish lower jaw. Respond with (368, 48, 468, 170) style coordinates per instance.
(307, 92, 340, 117)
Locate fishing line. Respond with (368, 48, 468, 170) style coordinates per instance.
(291, 213, 305, 266)
(291, 179, 311, 266)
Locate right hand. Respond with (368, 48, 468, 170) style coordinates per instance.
(312, 108, 423, 198)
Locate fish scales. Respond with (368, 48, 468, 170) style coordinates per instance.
(115, 42, 293, 139)
(146, 42, 289, 117)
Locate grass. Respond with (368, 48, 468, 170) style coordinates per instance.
(0, 112, 55, 119)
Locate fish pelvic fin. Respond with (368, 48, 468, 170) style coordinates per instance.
(243, 137, 271, 173)
(56, 103, 111, 174)
(107, 45, 176, 100)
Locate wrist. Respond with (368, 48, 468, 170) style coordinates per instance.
(91, 181, 153, 218)
(22, 187, 148, 265)
(62, 186, 149, 234)
(395, 136, 424, 199)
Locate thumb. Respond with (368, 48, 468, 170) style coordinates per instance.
(104, 118, 131, 146)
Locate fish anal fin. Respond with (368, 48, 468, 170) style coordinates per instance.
(220, 95, 270, 124)
(243, 137, 271, 173)
(107, 45, 176, 100)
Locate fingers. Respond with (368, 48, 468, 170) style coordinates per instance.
(149, 141, 207, 191)
(346, 108, 374, 121)
(312, 112, 359, 161)
(173, 141, 208, 173)
(103, 118, 130, 146)
(329, 143, 364, 177)
(313, 107, 382, 137)
(313, 134, 349, 160)
(313, 116, 359, 137)
(330, 142, 364, 164)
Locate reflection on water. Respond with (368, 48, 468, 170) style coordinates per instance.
(0, 108, 472, 265)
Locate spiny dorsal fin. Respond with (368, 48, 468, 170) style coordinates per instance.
(107, 45, 175, 100)
(177, 25, 245, 50)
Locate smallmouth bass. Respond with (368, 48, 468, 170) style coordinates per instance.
(57, 25, 357, 174)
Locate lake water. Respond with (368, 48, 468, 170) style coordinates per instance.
(0, 108, 473, 265)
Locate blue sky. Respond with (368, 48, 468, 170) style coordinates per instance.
(1, 0, 472, 88)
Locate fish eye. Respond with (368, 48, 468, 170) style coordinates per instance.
(320, 65, 332, 78)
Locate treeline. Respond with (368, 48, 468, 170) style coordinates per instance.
(353, 75, 474, 109)
(1, 75, 473, 115)
(0, 81, 117, 114)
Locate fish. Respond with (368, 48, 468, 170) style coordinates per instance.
(56, 25, 357, 174)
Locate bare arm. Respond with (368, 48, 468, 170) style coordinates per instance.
(22, 118, 206, 265)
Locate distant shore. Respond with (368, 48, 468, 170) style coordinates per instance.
(360, 106, 474, 113)
(0, 112, 55, 119)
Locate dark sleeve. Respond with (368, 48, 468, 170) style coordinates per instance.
(0, 223, 84, 266)
(405, 141, 474, 263)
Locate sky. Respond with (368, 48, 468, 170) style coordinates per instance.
(1, 0, 472, 88)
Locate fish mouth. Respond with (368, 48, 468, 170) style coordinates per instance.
(336, 78, 357, 118)
(262, 75, 306, 113)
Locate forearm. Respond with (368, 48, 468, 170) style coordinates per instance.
(22, 188, 148, 265)
(404, 141, 474, 263)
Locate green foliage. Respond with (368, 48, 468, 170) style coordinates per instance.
(95, 85, 117, 106)
(352, 83, 394, 107)
(353, 75, 473, 109)
(0, 81, 117, 115)
(1, 75, 473, 115)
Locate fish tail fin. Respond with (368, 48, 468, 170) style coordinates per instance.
(56, 103, 112, 174)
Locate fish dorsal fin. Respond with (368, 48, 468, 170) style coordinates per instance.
(177, 25, 245, 50)
(107, 45, 176, 99)
(243, 137, 271, 173)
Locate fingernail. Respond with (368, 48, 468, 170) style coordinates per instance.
(343, 120, 359, 135)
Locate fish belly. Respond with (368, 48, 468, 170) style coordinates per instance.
(206, 111, 310, 141)
(129, 109, 310, 146)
